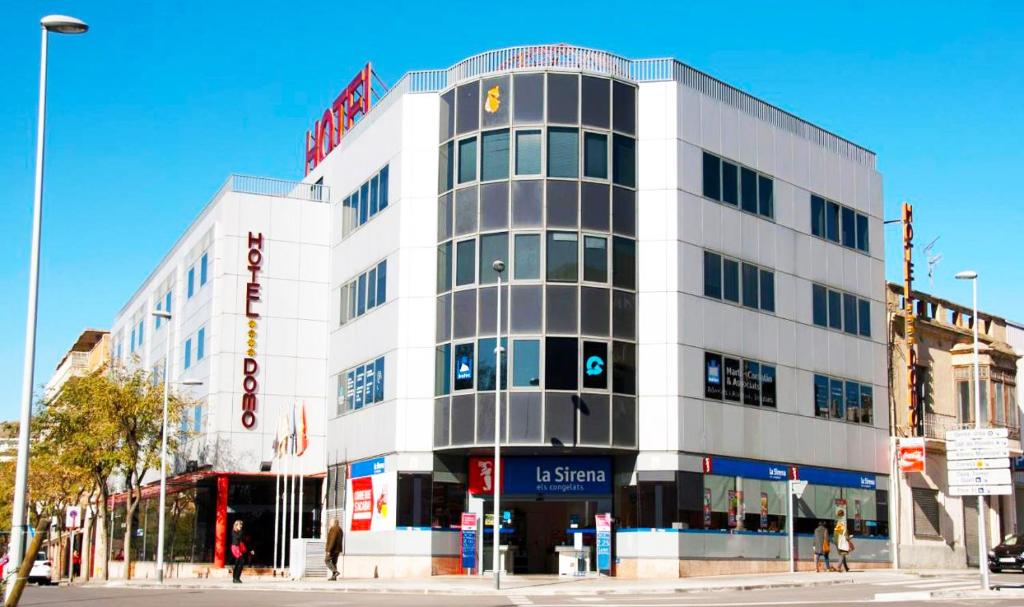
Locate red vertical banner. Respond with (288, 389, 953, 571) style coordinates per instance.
(351, 476, 374, 531)
(214, 475, 229, 568)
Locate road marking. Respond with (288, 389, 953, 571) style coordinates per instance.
(904, 580, 980, 589)
(508, 595, 534, 605)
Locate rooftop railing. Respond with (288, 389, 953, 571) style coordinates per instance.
(227, 174, 330, 202)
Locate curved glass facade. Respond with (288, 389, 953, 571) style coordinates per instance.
(433, 71, 638, 450)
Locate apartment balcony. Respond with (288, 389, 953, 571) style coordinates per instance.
(923, 411, 1021, 446)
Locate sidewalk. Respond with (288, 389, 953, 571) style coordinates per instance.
(95, 569, 916, 596)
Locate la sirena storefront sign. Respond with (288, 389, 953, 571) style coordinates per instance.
(304, 63, 373, 175)
(241, 232, 263, 429)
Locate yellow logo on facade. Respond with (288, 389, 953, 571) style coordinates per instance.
(484, 85, 501, 114)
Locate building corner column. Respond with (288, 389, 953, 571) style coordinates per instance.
(214, 475, 229, 568)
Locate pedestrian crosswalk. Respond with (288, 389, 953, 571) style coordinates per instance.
(508, 595, 534, 605)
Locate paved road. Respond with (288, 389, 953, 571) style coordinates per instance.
(18, 572, 1024, 606)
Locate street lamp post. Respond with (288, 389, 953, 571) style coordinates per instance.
(955, 270, 987, 591)
(7, 15, 87, 596)
(492, 259, 505, 590)
(151, 309, 202, 582)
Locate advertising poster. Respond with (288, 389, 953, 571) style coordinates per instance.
(703, 488, 712, 528)
(834, 498, 848, 539)
(348, 457, 395, 532)
(460, 513, 478, 573)
(854, 499, 863, 535)
(759, 492, 769, 530)
(727, 490, 737, 528)
(898, 437, 926, 473)
(735, 490, 745, 530)
(595, 513, 612, 572)
(350, 476, 374, 531)
(704, 353, 723, 399)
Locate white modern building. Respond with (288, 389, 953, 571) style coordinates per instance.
(108, 44, 889, 579)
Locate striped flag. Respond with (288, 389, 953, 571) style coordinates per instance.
(296, 401, 309, 457)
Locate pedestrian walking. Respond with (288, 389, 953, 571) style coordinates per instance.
(324, 518, 343, 581)
(835, 528, 854, 572)
(230, 520, 251, 583)
(813, 521, 831, 572)
(72, 549, 81, 578)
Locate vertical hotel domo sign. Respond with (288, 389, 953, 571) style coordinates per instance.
(304, 63, 373, 175)
(241, 232, 263, 429)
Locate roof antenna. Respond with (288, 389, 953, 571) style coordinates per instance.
(923, 235, 941, 290)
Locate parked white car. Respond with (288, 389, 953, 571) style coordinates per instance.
(28, 551, 52, 585)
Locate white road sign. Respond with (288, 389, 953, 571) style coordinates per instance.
(947, 458, 1010, 470)
(946, 428, 1009, 441)
(790, 480, 808, 498)
(948, 468, 1012, 486)
(949, 484, 1013, 496)
(947, 447, 1010, 461)
(65, 506, 81, 529)
(948, 437, 1009, 450)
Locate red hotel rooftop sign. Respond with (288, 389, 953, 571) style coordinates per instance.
(305, 63, 373, 175)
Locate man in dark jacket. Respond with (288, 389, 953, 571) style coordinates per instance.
(325, 518, 343, 580)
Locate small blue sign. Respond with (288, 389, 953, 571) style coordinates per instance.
(708, 457, 790, 481)
(351, 456, 386, 478)
(585, 355, 605, 376)
(461, 529, 477, 570)
(798, 466, 876, 490)
(503, 457, 612, 495)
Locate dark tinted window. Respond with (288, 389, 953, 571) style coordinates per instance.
(612, 341, 636, 394)
(703, 252, 722, 298)
(547, 73, 579, 124)
(439, 89, 454, 141)
(760, 365, 776, 408)
(513, 73, 543, 124)
(458, 137, 477, 183)
(437, 192, 452, 241)
(743, 360, 761, 406)
(512, 340, 540, 387)
(477, 337, 507, 391)
(548, 128, 579, 178)
(723, 259, 739, 303)
(581, 75, 610, 128)
(703, 153, 721, 200)
(859, 299, 871, 337)
(841, 206, 856, 248)
(456, 239, 475, 286)
(511, 179, 542, 226)
(583, 236, 608, 282)
(723, 357, 741, 402)
(546, 232, 578, 282)
(814, 374, 829, 417)
(581, 286, 609, 336)
(581, 182, 609, 231)
(843, 293, 858, 334)
(612, 135, 636, 187)
(456, 81, 479, 135)
(612, 187, 635, 236)
(612, 237, 636, 289)
(439, 142, 453, 193)
(812, 284, 827, 326)
(721, 161, 738, 205)
(740, 167, 758, 213)
(584, 132, 608, 179)
(437, 242, 452, 293)
(856, 213, 869, 252)
(810, 195, 825, 237)
(759, 270, 775, 312)
(546, 337, 578, 390)
(741, 263, 759, 308)
(479, 181, 508, 231)
(545, 285, 578, 333)
(826, 201, 840, 242)
(515, 130, 542, 175)
(453, 342, 475, 390)
(612, 290, 635, 340)
(828, 290, 842, 330)
(479, 232, 508, 285)
(612, 81, 636, 134)
(480, 129, 509, 181)
(546, 180, 578, 228)
(582, 341, 608, 389)
(758, 175, 773, 218)
(514, 234, 540, 279)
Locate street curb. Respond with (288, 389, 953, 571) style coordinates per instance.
(93, 576, 860, 596)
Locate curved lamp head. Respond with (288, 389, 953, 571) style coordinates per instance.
(492, 260, 506, 273)
(955, 270, 978, 280)
(41, 15, 89, 34)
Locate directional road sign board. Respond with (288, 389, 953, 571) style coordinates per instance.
(947, 447, 1010, 461)
(946, 428, 1009, 441)
(949, 484, 1013, 496)
(948, 468, 1012, 486)
(947, 458, 1010, 470)
(948, 437, 1009, 450)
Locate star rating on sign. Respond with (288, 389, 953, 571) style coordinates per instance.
(247, 319, 257, 357)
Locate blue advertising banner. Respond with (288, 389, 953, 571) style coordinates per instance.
(461, 529, 477, 570)
(705, 457, 791, 481)
(503, 457, 612, 495)
(798, 466, 876, 489)
(351, 456, 386, 478)
(595, 513, 612, 571)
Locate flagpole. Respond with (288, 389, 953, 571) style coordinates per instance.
(297, 402, 305, 540)
(289, 403, 297, 578)
(272, 452, 280, 576)
(281, 445, 289, 573)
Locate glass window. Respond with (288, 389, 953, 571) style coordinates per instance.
(704, 252, 722, 298)
(721, 161, 738, 205)
(546, 180, 578, 228)
(741, 263, 759, 308)
(740, 167, 758, 214)
(583, 236, 608, 283)
(612, 290, 635, 340)
(830, 378, 845, 419)
(481, 75, 509, 128)
(457, 137, 477, 183)
(612, 341, 636, 395)
(184, 338, 192, 370)
(826, 201, 840, 242)
(479, 232, 509, 285)
(612, 237, 635, 290)
(582, 341, 608, 390)
(612, 81, 636, 135)
(743, 360, 761, 406)
(370, 174, 380, 216)
(437, 242, 453, 293)
(200, 253, 208, 286)
(481, 129, 510, 181)
(197, 328, 205, 360)
(760, 270, 775, 312)
(435, 344, 451, 396)
(861, 385, 874, 425)
(810, 195, 825, 237)
(379, 165, 389, 209)
(187, 267, 195, 298)
(366, 267, 377, 308)
(439, 89, 454, 141)
(511, 179, 542, 227)
(846, 381, 861, 423)
(456, 81, 479, 134)
(856, 213, 869, 252)
(612, 135, 636, 187)
(612, 187, 636, 236)
(547, 128, 579, 178)
(513, 73, 544, 124)
(581, 75, 610, 128)
(841, 206, 856, 248)
(514, 234, 540, 280)
(581, 182, 610, 231)
(545, 285, 578, 334)
(480, 182, 509, 230)
(703, 153, 721, 201)
(439, 141, 453, 192)
(814, 374, 830, 418)
(758, 175, 773, 218)
(454, 343, 475, 391)
(357, 273, 366, 316)
(705, 352, 723, 399)
(512, 339, 541, 387)
(858, 299, 871, 337)
(584, 132, 608, 179)
(547, 73, 579, 124)
(374, 357, 385, 402)
(510, 285, 542, 333)
(546, 337, 578, 390)
(359, 182, 369, 224)
(812, 284, 827, 326)
(165, 291, 172, 314)
(515, 130, 542, 175)
(455, 239, 476, 286)
(377, 261, 387, 304)
(546, 232, 578, 282)
(581, 286, 609, 337)
(477, 337, 508, 391)
(843, 293, 858, 334)
(828, 290, 842, 330)
(397, 473, 432, 527)
(760, 365, 776, 408)
(723, 259, 740, 303)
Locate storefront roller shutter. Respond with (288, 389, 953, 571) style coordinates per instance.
(911, 487, 941, 538)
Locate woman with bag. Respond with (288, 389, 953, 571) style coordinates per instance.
(836, 528, 854, 572)
(230, 520, 251, 583)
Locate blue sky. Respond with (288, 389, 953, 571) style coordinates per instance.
(1, 2, 1022, 420)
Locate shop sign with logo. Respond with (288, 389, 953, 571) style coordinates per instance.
(348, 456, 394, 532)
(702, 456, 790, 481)
(798, 466, 877, 490)
(898, 437, 926, 473)
(241, 232, 263, 429)
(468, 457, 611, 496)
